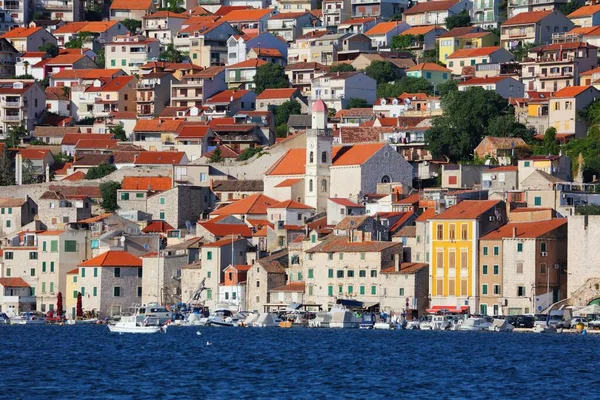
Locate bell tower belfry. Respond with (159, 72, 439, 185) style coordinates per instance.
(304, 100, 332, 212)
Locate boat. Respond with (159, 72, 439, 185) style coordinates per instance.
(489, 319, 515, 332)
(534, 321, 556, 334)
(421, 315, 453, 330)
(240, 312, 259, 327)
(329, 305, 361, 329)
(0, 312, 10, 324)
(458, 317, 493, 331)
(405, 320, 421, 330)
(252, 312, 281, 327)
(309, 311, 331, 328)
(373, 322, 394, 330)
(66, 318, 99, 325)
(360, 313, 376, 329)
(10, 311, 46, 325)
(206, 309, 238, 327)
(135, 303, 173, 325)
(108, 315, 166, 334)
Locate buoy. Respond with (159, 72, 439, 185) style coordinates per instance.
(206, 341, 212, 346)
(582, 329, 587, 336)
(196, 331, 201, 336)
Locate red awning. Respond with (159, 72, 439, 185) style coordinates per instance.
(426, 305, 469, 314)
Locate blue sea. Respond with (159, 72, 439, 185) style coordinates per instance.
(1, 325, 598, 399)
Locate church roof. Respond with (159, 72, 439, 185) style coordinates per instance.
(265, 143, 386, 176)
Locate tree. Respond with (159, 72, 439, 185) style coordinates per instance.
(0, 147, 14, 186)
(576, 204, 600, 215)
(109, 124, 127, 141)
(253, 62, 289, 94)
(376, 76, 433, 98)
(580, 98, 600, 126)
(39, 42, 59, 57)
(559, 0, 582, 15)
(329, 64, 356, 73)
(275, 124, 288, 138)
(65, 31, 93, 49)
(564, 126, 600, 181)
(533, 127, 560, 155)
(85, 163, 117, 179)
(445, 10, 472, 30)
(486, 114, 534, 142)
(99, 181, 121, 212)
(160, 44, 184, 63)
(347, 98, 370, 109)
(390, 34, 423, 50)
(159, 0, 185, 12)
(208, 148, 224, 163)
(122, 19, 142, 33)
(237, 147, 263, 161)
(6, 125, 27, 148)
(22, 158, 37, 184)
(78, 117, 95, 125)
(95, 49, 105, 68)
(54, 152, 73, 164)
(425, 87, 515, 162)
(365, 60, 399, 85)
(37, 76, 50, 90)
(437, 79, 458, 97)
(274, 100, 301, 127)
(512, 42, 537, 62)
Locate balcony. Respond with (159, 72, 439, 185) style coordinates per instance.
(136, 96, 153, 103)
(43, 0, 73, 10)
(2, 100, 21, 108)
(352, 0, 381, 4)
(136, 83, 155, 89)
(538, 72, 573, 79)
(2, 114, 21, 122)
(507, 30, 533, 38)
(291, 78, 312, 85)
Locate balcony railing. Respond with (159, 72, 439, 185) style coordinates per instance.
(3, 115, 21, 121)
(2, 100, 21, 107)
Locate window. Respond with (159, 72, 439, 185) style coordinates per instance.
(493, 265, 499, 275)
(138, 287, 142, 297)
(159, 212, 165, 220)
(93, 267, 98, 278)
(160, 197, 165, 205)
(493, 285, 501, 295)
(93, 287, 97, 297)
(436, 224, 443, 240)
(338, 252, 344, 260)
(309, 179, 313, 192)
(482, 284, 488, 295)
(111, 59, 116, 66)
(541, 242, 547, 253)
(524, 161, 530, 167)
(371, 285, 377, 295)
(483, 246, 488, 256)
(534, 196, 542, 206)
(328, 286, 333, 296)
(4, 251, 13, 260)
(207, 271, 211, 278)
(256, 281, 260, 288)
(311, 235, 316, 243)
(517, 243, 523, 252)
(5, 220, 10, 228)
(338, 285, 343, 294)
(50, 240, 58, 252)
(91, 239, 99, 249)
(492, 246, 499, 256)
(460, 250, 468, 270)
(50, 282, 54, 293)
(308, 285, 313, 296)
(359, 270, 366, 278)
(64, 240, 77, 252)
(114, 287, 121, 297)
(73, 276, 77, 283)
(328, 269, 333, 278)
(448, 251, 455, 269)
(348, 285, 353, 294)
(30, 268, 35, 276)
(541, 263, 547, 275)
(297, 272, 302, 281)
(358, 285, 364, 295)
(399, 288, 404, 296)
(337, 270, 344, 278)
(449, 224, 455, 240)
(207, 289, 212, 300)
(517, 286, 526, 297)
(50, 262, 54, 273)
(461, 224, 468, 240)
(328, 253, 333, 260)
(42, 241, 47, 252)
(207, 251, 212, 260)
(5, 267, 10, 276)
(517, 262, 523, 274)
(436, 250, 444, 269)
(73, 290, 78, 299)
(308, 269, 314, 279)
(347, 270, 354, 278)
(482, 265, 488, 275)
(135, 193, 144, 199)
(138, 268, 143, 278)
(121, 192, 129, 201)
(370, 270, 377, 278)
(309, 151, 314, 163)
(114, 267, 121, 278)
(360, 252, 365, 260)
(121, 59, 126, 66)
(448, 279, 455, 296)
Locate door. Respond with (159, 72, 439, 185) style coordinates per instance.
(480, 304, 488, 315)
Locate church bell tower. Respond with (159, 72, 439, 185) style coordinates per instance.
(304, 100, 332, 212)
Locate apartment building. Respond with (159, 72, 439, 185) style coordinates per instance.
(403, 0, 471, 27)
(500, 10, 574, 50)
(365, 21, 411, 48)
(71, 76, 136, 121)
(142, 11, 188, 46)
(446, 46, 514, 75)
(352, 0, 408, 19)
(106, 35, 160, 75)
(311, 71, 377, 110)
(188, 22, 237, 68)
(0, 80, 45, 136)
(136, 72, 175, 118)
(507, 0, 567, 19)
(458, 76, 525, 98)
(267, 12, 317, 43)
(0, 197, 37, 238)
(548, 85, 600, 139)
(110, 0, 156, 21)
(285, 62, 330, 96)
(323, 0, 352, 29)
(34, 0, 84, 23)
(226, 32, 289, 65)
(225, 59, 267, 90)
(0, 26, 57, 53)
(472, 0, 503, 29)
(171, 66, 226, 108)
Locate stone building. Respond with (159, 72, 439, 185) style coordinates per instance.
(144, 186, 211, 230)
(246, 250, 288, 312)
(0, 197, 37, 238)
(568, 215, 600, 298)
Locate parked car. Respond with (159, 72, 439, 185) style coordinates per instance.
(515, 315, 535, 328)
(570, 317, 588, 329)
(588, 316, 600, 330)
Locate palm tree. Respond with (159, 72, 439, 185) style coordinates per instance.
(23, 61, 29, 77)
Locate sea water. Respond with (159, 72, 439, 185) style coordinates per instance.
(1, 325, 598, 399)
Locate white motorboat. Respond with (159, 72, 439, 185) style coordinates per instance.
(373, 322, 394, 330)
(66, 318, 99, 325)
(329, 305, 361, 329)
(421, 315, 453, 330)
(309, 311, 331, 328)
(10, 311, 46, 325)
(185, 312, 208, 326)
(489, 319, 515, 332)
(405, 320, 421, 330)
(459, 317, 493, 331)
(206, 309, 238, 327)
(135, 303, 173, 325)
(0, 312, 10, 324)
(534, 321, 556, 334)
(252, 312, 281, 327)
(241, 312, 259, 326)
(108, 315, 166, 334)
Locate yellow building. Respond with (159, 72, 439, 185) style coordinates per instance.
(427, 200, 506, 313)
(66, 268, 79, 319)
(438, 30, 500, 65)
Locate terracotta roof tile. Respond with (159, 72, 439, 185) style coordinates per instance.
(458, 76, 514, 85)
(256, 88, 297, 100)
(306, 235, 401, 253)
(439, 27, 480, 38)
(79, 251, 143, 267)
(17, 148, 51, 160)
(204, 145, 239, 159)
(134, 151, 186, 165)
(121, 176, 172, 191)
(503, 10, 554, 25)
(430, 200, 502, 220)
(269, 11, 309, 19)
(250, 47, 283, 57)
(142, 220, 175, 233)
(0, 277, 30, 287)
(270, 282, 305, 292)
(51, 69, 124, 80)
(552, 85, 593, 98)
(134, 119, 183, 132)
(199, 222, 253, 237)
(381, 262, 428, 274)
(226, 59, 268, 69)
(220, 8, 272, 21)
(176, 124, 211, 139)
(1, 27, 43, 38)
(206, 90, 251, 104)
(407, 63, 451, 72)
(62, 171, 86, 182)
(203, 235, 247, 247)
(74, 139, 119, 150)
(269, 199, 313, 209)
(274, 178, 303, 187)
(448, 46, 502, 59)
(404, 0, 459, 14)
(329, 198, 364, 207)
(481, 219, 567, 240)
(214, 6, 252, 16)
(62, 133, 113, 146)
(210, 193, 279, 216)
(111, 0, 153, 10)
(365, 21, 403, 35)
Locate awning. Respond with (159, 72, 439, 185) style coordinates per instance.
(426, 305, 469, 314)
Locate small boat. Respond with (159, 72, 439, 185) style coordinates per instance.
(309, 311, 331, 328)
(489, 319, 515, 332)
(421, 315, 453, 330)
(253, 313, 281, 327)
(108, 315, 166, 334)
(458, 317, 493, 331)
(405, 320, 421, 330)
(206, 309, 238, 327)
(66, 318, 99, 325)
(0, 312, 10, 324)
(135, 303, 173, 325)
(360, 313, 376, 329)
(373, 322, 394, 330)
(534, 321, 556, 334)
(10, 311, 46, 325)
(329, 305, 361, 329)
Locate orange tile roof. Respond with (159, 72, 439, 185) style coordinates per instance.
(269, 199, 313, 209)
(481, 219, 567, 240)
(306, 235, 400, 253)
(250, 48, 283, 57)
(142, 220, 175, 233)
(142, 10, 189, 18)
(74, 139, 119, 149)
(17, 148, 51, 160)
(134, 119, 183, 132)
(226, 59, 268, 69)
(274, 178, 303, 187)
(62, 133, 113, 145)
(569, 26, 600, 36)
(51, 69, 124, 80)
(203, 235, 247, 248)
(220, 8, 272, 22)
(430, 200, 502, 220)
(503, 10, 553, 25)
(62, 171, 86, 182)
(0, 277, 30, 287)
(54, 21, 89, 34)
(404, 0, 459, 14)
(568, 4, 600, 17)
(448, 46, 502, 59)
(199, 222, 253, 237)
(67, 268, 79, 275)
(552, 85, 593, 98)
(439, 26, 480, 38)
(111, 0, 153, 10)
(206, 90, 251, 104)
(78, 213, 113, 223)
(176, 124, 211, 139)
(208, 117, 235, 127)
(88, 76, 134, 92)
(401, 26, 441, 35)
(38, 230, 66, 236)
(269, 11, 309, 19)
(211, 193, 279, 216)
(256, 88, 297, 99)
(205, 144, 239, 159)
(1, 27, 43, 38)
(416, 207, 436, 222)
(329, 198, 364, 207)
(365, 21, 402, 35)
(407, 62, 451, 72)
(134, 151, 186, 165)
(581, 66, 600, 76)
(121, 176, 172, 191)
(214, 5, 252, 16)
(270, 282, 306, 292)
(79, 250, 143, 267)
(458, 76, 513, 85)
(340, 17, 377, 25)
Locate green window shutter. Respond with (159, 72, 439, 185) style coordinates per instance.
(483, 265, 488, 274)
(311, 235, 316, 243)
(534, 197, 541, 206)
(42, 241, 47, 252)
(399, 288, 404, 296)
(81, 268, 85, 277)
(94, 268, 98, 278)
(30, 287, 35, 296)
(207, 289, 212, 299)
(160, 197, 165, 205)
(50, 282, 54, 293)
(136, 193, 144, 198)
(30, 268, 35, 276)
(207, 251, 212, 260)
(64, 240, 77, 252)
(328, 269, 333, 278)
(121, 59, 126, 66)
(308, 269, 314, 279)
(360, 252, 365, 260)
(42, 262, 46, 273)
(73, 290, 78, 299)
(121, 193, 129, 200)
(42, 282, 46, 292)
(93, 287, 97, 296)
(493, 265, 499, 275)
(111, 59, 116, 66)
(159, 212, 165, 220)
(50, 262, 54, 272)
(81, 287, 85, 296)
(114, 267, 121, 278)
(73, 276, 77, 283)
(360, 286, 365, 295)
(517, 243, 523, 252)
(308, 285, 313, 295)
(493, 246, 499, 256)
(483, 247, 488, 256)
(207, 271, 211, 278)
(348, 285, 353, 294)
(339, 252, 343, 260)
(482, 284, 488, 295)
(541, 242, 547, 252)
(113, 287, 120, 296)
(297, 272, 302, 280)
(50, 240, 58, 252)
(338, 285, 343, 294)
(328, 286, 333, 296)
(371, 285, 376, 295)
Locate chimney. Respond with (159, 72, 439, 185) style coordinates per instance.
(395, 253, 401, 272)
(512, 227, 517, 238)
(337, 71, 340, 76)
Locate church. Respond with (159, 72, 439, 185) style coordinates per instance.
(264, 100, 414, 212)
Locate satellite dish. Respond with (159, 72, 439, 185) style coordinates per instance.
(185, 220, 192, 230)
(404, 98, 411, 105)
(380, 99, 386, 106)
(143, 243, 150, 251)
(392, 99, 399, 105)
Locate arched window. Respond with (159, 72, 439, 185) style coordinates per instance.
(321, 179, 327, 193)
(309, 151, 314, 163)
(309, 179, 313, 192)
(381, 175, 391, 184)
(321, 151, 327, 163)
